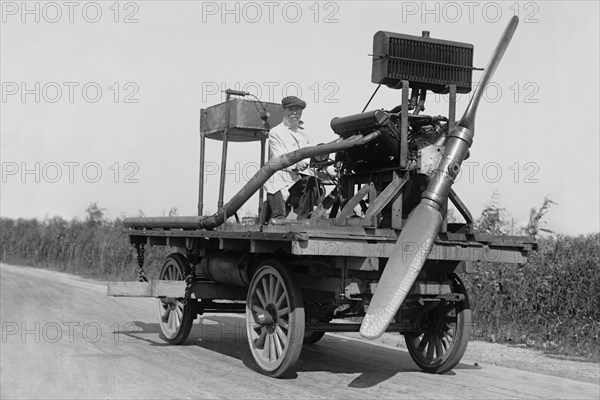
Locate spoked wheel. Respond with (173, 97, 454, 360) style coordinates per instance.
(157, 253, 195, 345)
(246, 260, 305, 378)
(404, 274, 471, 374)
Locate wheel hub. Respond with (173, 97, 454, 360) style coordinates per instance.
(258, 304, 278, 333)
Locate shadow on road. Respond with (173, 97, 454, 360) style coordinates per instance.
(113, 314, 480, 388)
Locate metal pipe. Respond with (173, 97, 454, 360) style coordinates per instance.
(198, 130, 206, 216)
(124, 131, 381, 230)
(258, 138, 266, 217)
(218, 94, 232, 209)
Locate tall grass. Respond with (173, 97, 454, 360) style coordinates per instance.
(463, 234, 600, 360)
(0, 216, 168, 281)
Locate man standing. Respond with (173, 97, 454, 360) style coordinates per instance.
(264, 96, 318, 219)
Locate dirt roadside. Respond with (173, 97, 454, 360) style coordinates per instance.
(337, 331, 600, 384)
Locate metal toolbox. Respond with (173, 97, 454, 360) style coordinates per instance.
(200, 98, 284, 142)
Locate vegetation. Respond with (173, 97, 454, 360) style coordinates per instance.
(1, 197, 598, 360)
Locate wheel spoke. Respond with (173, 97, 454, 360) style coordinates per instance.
(274, 279, 282, 305)
(277, 318, 289, 330)
(273, 330, 284, 356)
(261, 278, 271, 304)
(269, 333, 277, 360)
(168, 310, 175, 331)
(279, 306, 290, 317)
(174, 308, 181, 326)
(256, 287, 267, 308)
(163, 306, 172, 321)
(435, 335, 444, 358)
(275, 325, 289, 347)
(275, 288, 287, 309)
(426, 335, 435, 359)
(417, 333, 429, 353)
(441, 335, 450, 350)
(268, 275, 276, 304)
(262, 334, 271, 360)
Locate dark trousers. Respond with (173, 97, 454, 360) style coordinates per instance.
(267, 176, 322, 220)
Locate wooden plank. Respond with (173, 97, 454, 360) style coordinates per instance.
(364, 173, 406, 220)
(219, 238, 250, 251)
(337, 184, 370, 220)
(449, 188, 474, 224)
(107, 280, 248, 300)
(291, 239, 528, 263)
(391, 189, 403, 230)
(250, 239, 290, 253)
(107, 280, 186, 297)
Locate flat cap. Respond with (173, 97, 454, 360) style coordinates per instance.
(281, 96, 306, 109)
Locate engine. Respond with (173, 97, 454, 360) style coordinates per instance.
(331, 110, 449, 176)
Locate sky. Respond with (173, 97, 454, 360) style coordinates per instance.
(1, 0, 599, 236)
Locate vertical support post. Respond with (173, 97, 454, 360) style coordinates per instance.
(391, 172, 404, 230)
(258, 137, 266, 217)
(400, 80, 409, 169)
(218, 95, 232, 209)
(449, 84, 457, 132)
(198, 109, 206, 216)
(444, 84, 457, 231)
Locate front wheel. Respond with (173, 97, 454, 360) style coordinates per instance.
(245, 260, 305, 378)
(404, 274, 471, 374)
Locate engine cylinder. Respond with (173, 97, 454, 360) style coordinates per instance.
(331, 110, 400, 172)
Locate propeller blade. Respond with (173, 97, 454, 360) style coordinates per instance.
(360, 16, 519, 339)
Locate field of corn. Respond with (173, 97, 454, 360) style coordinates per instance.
(1, 200, 598, 361)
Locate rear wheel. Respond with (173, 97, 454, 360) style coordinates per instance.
(245, 260, 305, 377)
(157, 253, 195, 345)
(404, 274, 471, 374)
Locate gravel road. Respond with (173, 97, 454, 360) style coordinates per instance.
(1, 263, 598, 399)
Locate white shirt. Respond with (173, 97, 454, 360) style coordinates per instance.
(264, 119, 316, 197)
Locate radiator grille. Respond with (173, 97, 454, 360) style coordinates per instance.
(372, 31, 474, 94)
